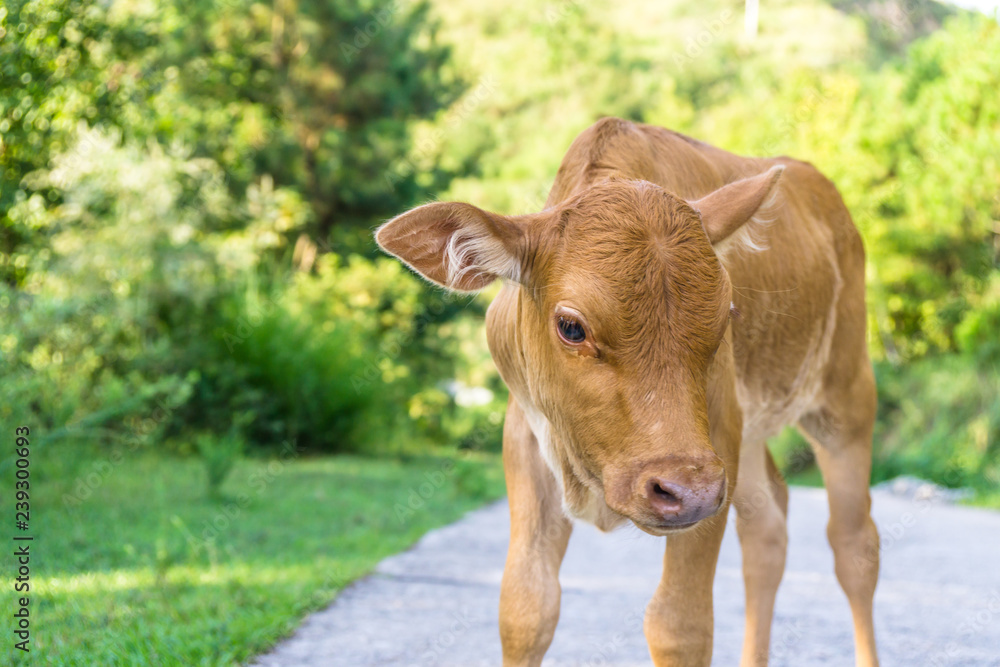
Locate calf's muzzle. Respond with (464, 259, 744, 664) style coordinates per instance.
(643, 474, 726, 527)
(628, 453, 727, 530)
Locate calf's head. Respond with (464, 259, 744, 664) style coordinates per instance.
(376, 167, 782, 535)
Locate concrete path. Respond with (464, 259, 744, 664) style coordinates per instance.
(251, 488, 1000, 666)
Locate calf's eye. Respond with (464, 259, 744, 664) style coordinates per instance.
(557, 316, 586, 344)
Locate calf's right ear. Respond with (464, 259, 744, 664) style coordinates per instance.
(692, 165, 784, 246)
(374, 202, 528, 293)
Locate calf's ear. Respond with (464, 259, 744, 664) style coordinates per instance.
(375, 202, 527, 292)
(691, 165, 784, 245)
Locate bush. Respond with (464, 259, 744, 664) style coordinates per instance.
(194, 429, 244, 499)
(0, 129, 304, 441)
(1, 128, 501, 455)
(873, 355, 1000, 494)
(192, 255, 428, 453)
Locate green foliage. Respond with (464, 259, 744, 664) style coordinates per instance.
(1, 0, 997, 486)
(0, 127, 307, 444)
(433, 0, 873, 214)
(147, 0, 462, 231)
(1, 0, 460, 284)
(769, 427, 816, 477)
(429, 1, 998, 365)
(874, 356, 1000, 495)
(830, 0, 955, 60)
(0, 0, 159, 282)
(0, 0, 485, 455)
(195, 429, 245, 498)
(0, 124, 496, 453)
(954, 274, 1000, 366)
(197, 254, 481, 453)
(862, 16, 1000, 359)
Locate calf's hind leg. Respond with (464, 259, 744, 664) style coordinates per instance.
(798, 361, 880, 667)
(734, 442, 789, 667)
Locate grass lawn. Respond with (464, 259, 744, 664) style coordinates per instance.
(1, 442, 504, 666)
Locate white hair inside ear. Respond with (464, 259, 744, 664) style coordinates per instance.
(374, 201, 528, 293)
(713, 181, 782, 259)
(445, 220, 522, 290)
(691, 164, 785, 261)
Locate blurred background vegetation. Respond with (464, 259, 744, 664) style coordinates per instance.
(0, 0, 998, 663)
(3, 0, 998, 491)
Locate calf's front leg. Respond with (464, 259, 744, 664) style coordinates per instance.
(644, 509, 729, 666)
(646, 341, 741, 665)
(499, 398, 572, 667)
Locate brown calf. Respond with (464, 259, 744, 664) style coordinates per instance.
(376, 117, 879, 667)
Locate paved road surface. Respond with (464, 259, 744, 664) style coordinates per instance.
(251, 487, 1000, 666)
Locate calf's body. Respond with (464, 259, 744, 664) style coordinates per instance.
(376, 118, 879, 667)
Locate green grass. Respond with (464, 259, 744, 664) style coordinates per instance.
(971, 492, 1000, 509)
(785, 467, 826, 488)
(1, 442, 503, 666)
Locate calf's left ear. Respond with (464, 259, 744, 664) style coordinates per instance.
(690, 165, 784, 245)
(375, 201, 527, 292)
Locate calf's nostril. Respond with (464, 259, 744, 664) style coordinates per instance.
(652, 482, 676, 501)
(645, 478, 685, 513)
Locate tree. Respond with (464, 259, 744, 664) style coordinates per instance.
(156, 0, 462, 234)
(0, 0, 462, 289)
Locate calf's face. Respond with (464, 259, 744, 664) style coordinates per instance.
(376, 168, 782, 535)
